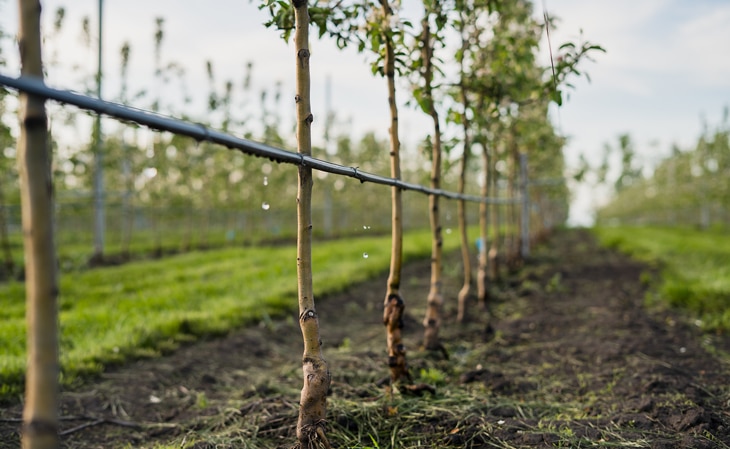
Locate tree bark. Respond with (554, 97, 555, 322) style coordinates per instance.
(488, 144, 500, 282)
(17, 1, 60, 448)
(292, 1, 330, 447)
(420, 15, 444, 355)
(379, 0, 410, 386)
(456, 147, 471, 321)
(477, 141, 490, 307)
(455, 19, 471, 323)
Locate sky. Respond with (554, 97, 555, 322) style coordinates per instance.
(1, 0, 729, 226)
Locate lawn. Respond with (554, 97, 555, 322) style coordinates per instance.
(0, 228, 466, 400)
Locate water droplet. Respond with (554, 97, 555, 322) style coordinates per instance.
(362, 252, 369, 259)
(445, 228, 452, 234)
(261, 202, 270, 211)
(263, 176, 268, 186)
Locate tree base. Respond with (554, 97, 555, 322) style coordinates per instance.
(294, 423, 331, 449)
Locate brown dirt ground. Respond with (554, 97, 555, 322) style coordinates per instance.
(2, 228, 729, 448)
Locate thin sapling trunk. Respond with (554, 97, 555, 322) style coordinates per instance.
(17, 0, 60, 448)
(488, 146, 500, 282)
(419, 14, 445, 356)
(292, 1, 331, 447)
(455, 15, 472, 323)
(379, 0, 411, 386)
(477, 140, 490, 307)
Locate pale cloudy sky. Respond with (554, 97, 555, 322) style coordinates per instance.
(1, 0, 729, 225)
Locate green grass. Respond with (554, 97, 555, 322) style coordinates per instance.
(3, 224, 300, 277)
(593, 225, 730, 332)
(0, 228, 465, 401)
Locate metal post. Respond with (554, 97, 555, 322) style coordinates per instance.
(92, 0, 105, 260)
(520, 153, 529, 259)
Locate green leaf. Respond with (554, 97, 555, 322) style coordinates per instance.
(551, 89, 563, 106)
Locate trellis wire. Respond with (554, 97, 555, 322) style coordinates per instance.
(0, 73, 520, 205)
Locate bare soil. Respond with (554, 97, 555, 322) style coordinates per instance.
(2, 229, 729, 448)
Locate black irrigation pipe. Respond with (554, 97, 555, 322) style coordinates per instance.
(1, 73, 522, 205)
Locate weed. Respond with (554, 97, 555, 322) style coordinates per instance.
(418, 367, 447, 385)
(196, 391, 209, 409)
(546, 272, 564, 293)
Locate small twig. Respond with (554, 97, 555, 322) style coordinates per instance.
(239, 398, 266, 415)
(58, 419, 105, 436)
(59, 416, 142, 436)
(0, 415, 89, 423)
(635, 351, 674, 369)
(315, 425, 332, 449)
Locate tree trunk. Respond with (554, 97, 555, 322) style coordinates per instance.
(17, 1, 60, 448)
(379, 0, 410, 386)
(292, 2, 330, 447)
(420, 15, 444, 355)
(455, 25, 471, 324)
(506, 137, 521, 271)
(456, 151, 471, 321)
(488, 146, 500, 282)
(477, 142, 490, 307)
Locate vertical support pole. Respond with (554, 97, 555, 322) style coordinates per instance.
(92, 0, 105, 260)
(520, 152, 529, 259)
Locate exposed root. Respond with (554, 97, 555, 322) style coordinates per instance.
(294, 420, 331, 449)
(400, 383, 436, 396)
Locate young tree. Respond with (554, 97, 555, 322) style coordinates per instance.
(451, 0, 499, 321)
(373, 0, 412, 386)
(412, 0, 447, 355)
(468, 0, 603, 278)
(17, 1, 59, 448)
(291, 1, 331, 447)
(452, 1, 474, 323)
(261, 0, 413, 387)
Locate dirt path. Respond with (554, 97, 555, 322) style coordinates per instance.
(1, 229, 729, 448)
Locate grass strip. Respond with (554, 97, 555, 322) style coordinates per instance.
(0, 228, 466, 401)
(593, 225, 730, 332)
